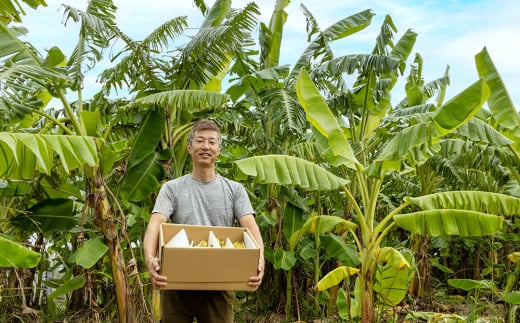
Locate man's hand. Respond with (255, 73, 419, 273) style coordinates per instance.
(143, 213, 168, 289)
(240, 214, 265, 291)
(248, 259, 265, 291)
(146, 256, 168, 289)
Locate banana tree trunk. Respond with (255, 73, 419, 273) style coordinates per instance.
(360, 248, 376, 323)
(361, 281, 374, 323)
(92, 171, 132, 322)
(408, 234, 429, 298)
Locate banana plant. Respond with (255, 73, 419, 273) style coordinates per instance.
(2, 0, 263, 320)
(227, 6, 377, 317)
(288, 213, 358, 314)
(0, 1, 133, 318)
(475, 47, 520, 183)
(0, 0, 150, 320)
(0, 0, 46, 23)
(234, 66, 520, 322)
(104, 0, 260, 198)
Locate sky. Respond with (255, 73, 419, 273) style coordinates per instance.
(16, 0, 520, 110)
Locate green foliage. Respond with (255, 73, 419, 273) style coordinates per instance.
(0, 133, 98, 179)
(295, 69, 361, 170)
(2, 1, 520, 322)
(69, 237, 109, 269)
(503, 291, 520, 305)
(0, 0, 47, 23)
(316, 266, 360, 291)
(119, 110, 165, 202)
(236, 155, 348, 190)
(395, 209, 503, 236)
(289, 215, 357, 251)
(448, 278, 496, 292)
(236, 43, 517, 322)
(374, 249, 414, 308)
(10, 198, 76, 232)
(0, 235, 41, 267)
(47, 275, 85, 316)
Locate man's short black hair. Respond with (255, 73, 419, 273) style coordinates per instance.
(187, 119, 222, 146)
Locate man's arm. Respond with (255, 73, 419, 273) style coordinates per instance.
(239, 214, 265, 290)
(143, 213, 168, 289)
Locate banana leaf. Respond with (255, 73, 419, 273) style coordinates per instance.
(282, 202, 305, 242)
(431, 79, 489, 135)
(393, 209, 503, 237)
(447, 278, 495, 291)
(125, 90, 229, 112)
(0, 180, 31, 196)
(375, 247, 411, 270)
(371, 79, 490, 176)
(272, 249, 297, 271)
(503, 291, 520, 305)
(0, 133, 98, 179)
(289, 215, 357, 250)
(289, 8, 374, 79)
(234, 154, 348, 191)
(0, 0, 47, 23)
(455, 117, 512, 146)
(120, 153, 164, 202)
(69, 237, 109, 269)
(127, 109, 165, 166)
(10, 198, 76, 232)
(507, 252, 520, 263)
(374, 251, 413, 308)
(200, 0, 230, 28)
(261, 0, 290, 68)
(475, 47, 520, 134)
(322, 234, 360, 267)
(47, 275, 85, 316)
(295, 69, 361, 170)
(0, 235, 41, 268)
(315, 266, 360, 292)
(405, 191, 520, 215)
(119, 108, 166, 202)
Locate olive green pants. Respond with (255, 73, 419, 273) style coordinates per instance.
(160, 290, 235, 323)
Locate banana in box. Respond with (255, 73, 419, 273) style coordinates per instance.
(159, 223, 260, 291)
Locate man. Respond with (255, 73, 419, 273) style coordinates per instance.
(143, 119, 265, 323)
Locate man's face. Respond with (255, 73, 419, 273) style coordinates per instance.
(187, 129, 221, 166)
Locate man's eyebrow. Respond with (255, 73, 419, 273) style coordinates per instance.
(195, 135, 218, 140)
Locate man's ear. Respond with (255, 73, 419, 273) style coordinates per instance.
(187, 144, 193, 154)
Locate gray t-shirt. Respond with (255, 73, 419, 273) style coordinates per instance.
(152, 174, 255, 227)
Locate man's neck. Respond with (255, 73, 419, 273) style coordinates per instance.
(191, 168, 216, 182)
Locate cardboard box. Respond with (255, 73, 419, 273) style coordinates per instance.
(159, 223, 260, 291)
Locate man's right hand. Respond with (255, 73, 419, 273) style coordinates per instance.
(147, 256, 168, 289)
(143, 213, 169, 289)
